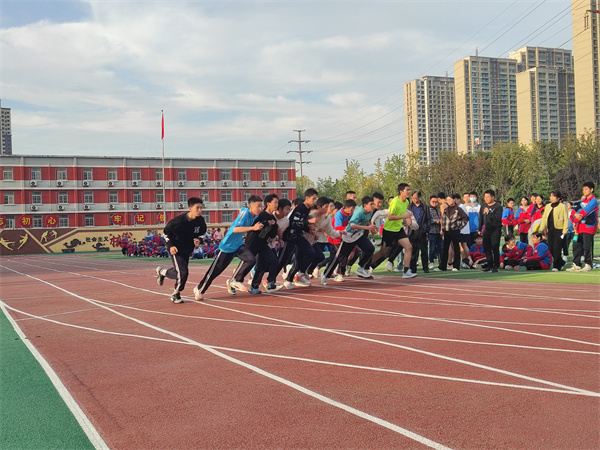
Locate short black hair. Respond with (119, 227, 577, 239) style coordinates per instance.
(506, 198, 515, 204)
(344, 199, 357, 208)
(397, 183, 409, 193)
(264, 193, 279, 206)
(292, 197, 304, 207)
(504, 235, 516, 243)
(278, 198, 292, 210)
(583, 181, 595, 191)
(361, 195, 373, 206)
(188, 197, 204, 207)
(437, 192, 446, 199)
(346, 190, 356, 196)
(372, 192, 384, 201)
(333, 201, 343, 210)
(248, 195, 263, 204)
(430, 194, 438, 200)
(316, 196, 332, 208)
(484, 189, 495, 198)
(451, 193, 461, 200)
(304, 188, 318, 198)
(412, 190, 422, 198)
(469, 191, 478, 197)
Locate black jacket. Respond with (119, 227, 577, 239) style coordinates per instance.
(163, 213, 207, 256)
(407, 201, 431, 236)
(479, 202, 503, 231)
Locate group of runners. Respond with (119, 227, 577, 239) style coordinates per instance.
(154, 181, 598, 303)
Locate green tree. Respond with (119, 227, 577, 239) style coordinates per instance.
(295, 175, 314, 198)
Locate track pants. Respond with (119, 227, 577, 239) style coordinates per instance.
(196, 244, 255, 294)
(165, 252, 191, 293)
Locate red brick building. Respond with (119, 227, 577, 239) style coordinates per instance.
(0, 155, 296, 229)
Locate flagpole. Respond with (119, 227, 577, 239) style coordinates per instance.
(161, 110, 166, 227)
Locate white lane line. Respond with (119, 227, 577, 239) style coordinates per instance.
(0, 267, 452, 449)
(3, 302, 597, 398)
(0, 303, 109, 450)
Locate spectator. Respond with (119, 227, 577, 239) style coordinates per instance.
(479, 189, 503, 273)
(458, 194, 471, 268)
(427, 195, 443, 269)
(539, 190, 568, 271)
(191, 238, 204, 259)
(500, 235, 532, 270)
(212, 228, 223, 244)
(517, 231, 551, 271)
(516, 197, 531, 244)
(435, 193, 468, 272)
(502, 198, 517, 238)
(567, 182, 598, 272)
(407, 190, 430, 274)
(562, 201, 574, 259)
(466, 192, 481, 246)
(464, 235, 487, 269)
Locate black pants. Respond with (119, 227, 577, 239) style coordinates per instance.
(572, 233, 594, 267)
(409, 232, 428, 273)
(439, 230, 460, 270)
(323, 235, 374, 278)
(166, 252, 191, 293)
(306, 242, 328, 275)
(483, 227, 501, 269)
(196, 244, 255, 294)
(520, 260, 546, 270)
(278, 235, 315, 282)
(519, 232, 529, 244)
(248, 240, 279, 288)
(562, 232, 574, 256)
(547, 228, 565, 270)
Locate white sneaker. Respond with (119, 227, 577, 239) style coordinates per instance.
(385, 261, 394, 272)
(333, 274, 344, 282)
(355, 267, 372, 278)
(473, 263, 482, 269)
(504, 266, 513, 270)
(566, 265, 581, 272)
(294, 278, 311, 287)
(452, 268, 459, 272)
(551, 268, 559, 272)
(193, 286, 204, 301)
(393, 267, 401, 272)
(562, 255, 568, 262)
(312, 267, 320, 279)
(433, 267, 443, 272)
(229, 280, 248, 292)
(320, 273, 328, 286)
(460, 262, 470, 269)
(297, 274, 310, 284)
(368, 267, 374, 276)
(428, 262, 434, 269)
(581, 264, 592, 272)
(283, 280, 295, 290)
(402, 269, 418, 279)
(266, 282, 284, 292)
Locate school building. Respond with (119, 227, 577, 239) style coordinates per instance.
(0, 155, 296, 230)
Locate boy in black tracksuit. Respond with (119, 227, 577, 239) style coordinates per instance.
(479, 189, 503, 272)
(156, 197, 207, 303)
(243, 194, 281, 293)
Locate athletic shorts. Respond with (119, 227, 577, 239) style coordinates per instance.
(382, 228, 407, 247)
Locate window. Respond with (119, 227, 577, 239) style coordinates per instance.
(178, 169, 187, 181)
(59, 215, 69, 228)
(4, 192, 14, 204)
(201, 190, 209, 202)
(280, 171, 288, 182)
(3, 167, 13, 181)
(83, 168, 93, 181)
(85, 214, 95, 227)
(109, 191, 119, 203)
(155, 169, 163, 181)
(242, 170, 251, 181)
(243, 190, 251, 202)
(57, 168, 67, 180)
(156, 191, 164, 203)
(281, 191, 289, 200)
(133, 191, 142, 203)
(179, 190, 187, 203)
(58, 192, 68, 204)
(262, 190, 269, 198)
(31, 168, 42, 180)
(222, 211, 233, 222)
(200, 170, 208, 181)
(5, 216, 15, 229)
(132, 169, 142, 181)
(221, 169, 231, 181)
(108, 169, 118, 181)
(202, 212, 210, 223)
(261, 170, 269, 181)
(84, 191, 94, 203)
(221, 190, 232, 202)
(33, 215, 43, 228)
(32, 191, 42, 204)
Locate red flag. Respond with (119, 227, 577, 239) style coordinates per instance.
(161, 111, 164, 139)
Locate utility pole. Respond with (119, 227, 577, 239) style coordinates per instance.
(288, 129, 312, 178)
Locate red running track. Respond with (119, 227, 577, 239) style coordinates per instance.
(1, 255, 599, 449)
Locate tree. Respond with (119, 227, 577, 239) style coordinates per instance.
(295, 175, 314, 198)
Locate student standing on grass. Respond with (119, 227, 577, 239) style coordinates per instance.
(466, 192, 481, 247)
(156, 197, 207, 304)
(479, 189, 503, 273)
(516, 197, 532, 244)
(567, 181, 598, 272)
(193, 195, 264, 299)
(539, 190, 568, 272)
(435, 194, 468, 272)
(407, 190, 430, 274)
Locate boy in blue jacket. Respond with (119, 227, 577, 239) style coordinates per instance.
(193, 195, 264, 299)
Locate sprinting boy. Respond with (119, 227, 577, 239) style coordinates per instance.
(193, 196, 264, 299)
(156, 197, 207, 303)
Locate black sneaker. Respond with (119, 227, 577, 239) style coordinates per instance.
(171, 292, 183, 304)
(156, 267, 165, 286)
(481, 267, 492, 272)
(491, 267, 499, 273)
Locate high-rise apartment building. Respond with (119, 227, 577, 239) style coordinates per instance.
(572, 0, 600, 134)
(510, 47, 576, 144)
(0, 100, 12, 156)
(454, 56, 518, 155)
(404, 76, 456, 165)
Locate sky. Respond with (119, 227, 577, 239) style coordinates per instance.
(0, 0, 574, 181)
